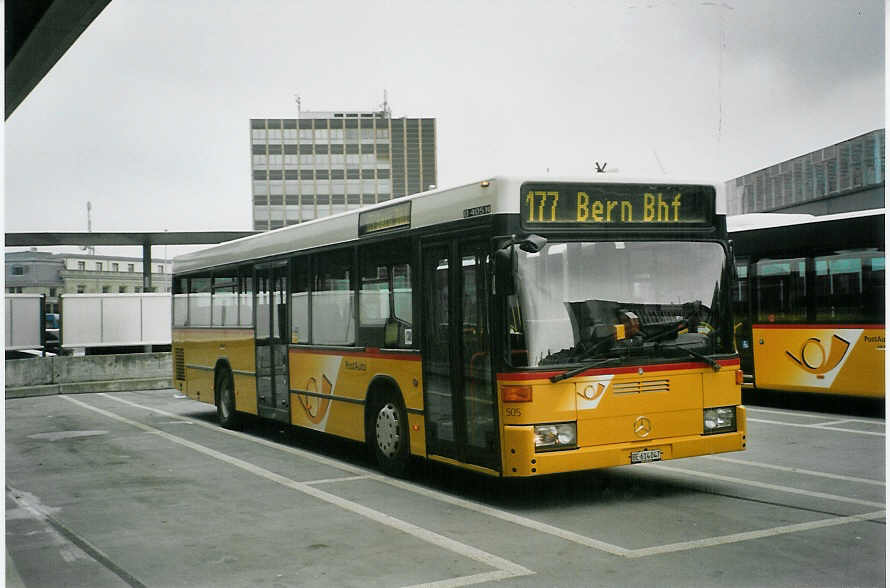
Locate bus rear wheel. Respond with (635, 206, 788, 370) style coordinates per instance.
(368, 392, 410, 477)
(216, 369, 241, 430)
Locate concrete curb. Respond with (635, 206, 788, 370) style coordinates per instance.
(6, 352, 173, 399)
(6, 378, 172, 399)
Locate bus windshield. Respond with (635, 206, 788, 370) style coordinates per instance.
(509, 241, 732, 368)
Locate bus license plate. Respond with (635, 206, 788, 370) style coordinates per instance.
(630, 449, 662, 464)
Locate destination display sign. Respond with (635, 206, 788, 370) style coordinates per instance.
(358, 201, 411, 236)
(520, 182, 714, 228)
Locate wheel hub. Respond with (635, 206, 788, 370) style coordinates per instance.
(375, 403, 401, 458)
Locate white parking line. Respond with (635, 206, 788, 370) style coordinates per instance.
(748, 417, 885, 437)
(304, 475, 372, 486)
(815, 419, 857, 427)
(625, 510, 886, 558)
(702, 456, 886, 487)
(61, 395, 533, 588)
(99, 393, 634, 557)
(96, 393, 882, 561)
(747, 407, 885, 427)
(655, 464, 885, 508)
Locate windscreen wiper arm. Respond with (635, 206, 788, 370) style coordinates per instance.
(550, 357, 620, 383)
(678, 346, 721, 371)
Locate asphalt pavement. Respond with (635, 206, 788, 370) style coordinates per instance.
(6, 389, 885, 587)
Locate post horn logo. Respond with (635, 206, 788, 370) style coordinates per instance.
(785, 334, 851, 375)
(633, 416, 652, 438)
(298, 374, 332, 424)
(579, 382, 607, 402)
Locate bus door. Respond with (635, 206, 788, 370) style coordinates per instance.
(421, 240, 500, 471)
(255, 263, 290, 423)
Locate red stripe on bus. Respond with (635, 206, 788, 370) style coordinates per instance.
(497, 359, 740, 381)
(753, 324, 885, 330)
(289, 347, 422, 361)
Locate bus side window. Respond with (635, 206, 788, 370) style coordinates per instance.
(173, 278, 189, 327)
(188, 275, 212, 327)
(754, 257, 807, 323)
(815, 249, 885, 323)
(290, 257, 310, 344)
(359, 239, 413, 348)
(312, 249, 355, 346)
(211, 272, 238, 327)
(238, 269, 253, 328)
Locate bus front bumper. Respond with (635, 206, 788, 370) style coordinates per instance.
(501, 408, 747, 477)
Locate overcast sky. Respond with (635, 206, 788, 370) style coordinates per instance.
(3, 0, 885, 256)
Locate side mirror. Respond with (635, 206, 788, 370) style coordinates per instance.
(491, 233, 546, 296)
(518, 234, 547, 253)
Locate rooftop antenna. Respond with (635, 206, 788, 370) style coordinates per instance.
(652, 147, 667, 174)
(82, 201, 95, 255)
(380, 89, 391, 118)
(295, 94, 302, 118)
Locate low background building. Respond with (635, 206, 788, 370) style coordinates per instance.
(6, 250, 172, 314)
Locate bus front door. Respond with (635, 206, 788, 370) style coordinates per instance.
(422, 240, 500, 472)
(255, 264, 290, 423)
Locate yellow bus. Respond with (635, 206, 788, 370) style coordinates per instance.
(729, 209, 885, 400)
(172, 177, 746, 477)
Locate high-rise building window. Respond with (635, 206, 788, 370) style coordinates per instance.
(96, 262, 103, 272)
(77, 285, 86, 293)
(158, 265, 164, 273)
(112, 263, 119, 271)
(102, 286, 111, 293)
(78, 261, 86, 271)
(128, 264, 135, 272)
(49, 288, 57, 297)
(250, 113, 436, 230)
(11, 266, 24, 275)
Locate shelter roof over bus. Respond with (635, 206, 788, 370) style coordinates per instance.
(174, 176, 727, 275)
(727, 208, 885, 233)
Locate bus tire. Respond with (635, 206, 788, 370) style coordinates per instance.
(215, 368, 241, 430)
(368, 391, 410, 477)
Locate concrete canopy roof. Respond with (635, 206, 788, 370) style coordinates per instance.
(5, 232, 259, 247)
(5, 0, 112, 119)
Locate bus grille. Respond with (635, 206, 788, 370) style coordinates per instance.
(174, 347, 185, 381)
(613, 379, 670, 395)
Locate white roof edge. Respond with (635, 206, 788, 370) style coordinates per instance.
(728, 208, 885, 232)
(175, 176, 727, 274)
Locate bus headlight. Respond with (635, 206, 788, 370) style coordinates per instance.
(703, 407, 736, 435)
(534, 423, 577, 451)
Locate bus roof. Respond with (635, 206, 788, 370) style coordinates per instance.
(727, 208, 885, 233)
(174, 175, 726, 275)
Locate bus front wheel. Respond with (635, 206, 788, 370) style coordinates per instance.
(368, 392, 410, 477)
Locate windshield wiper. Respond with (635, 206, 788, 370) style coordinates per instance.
(676, 345, 721, 371)
(550, 357, 621, 383)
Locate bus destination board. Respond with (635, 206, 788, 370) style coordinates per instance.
(358, 201, 411, 236)
(520, 182, 714, 228)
